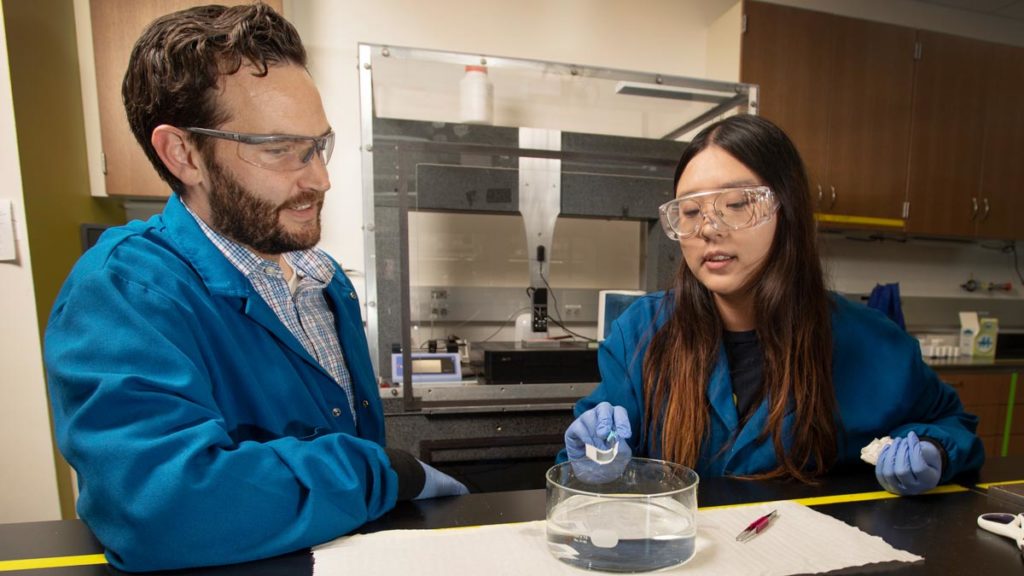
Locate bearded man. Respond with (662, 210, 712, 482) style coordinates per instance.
(44, 4, 465, 572)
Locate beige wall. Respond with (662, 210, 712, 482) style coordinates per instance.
(0, 7, 61, 523)
(3, 0, 125, 520)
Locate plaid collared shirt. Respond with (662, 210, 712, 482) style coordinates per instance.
(183, 203, 356, 423)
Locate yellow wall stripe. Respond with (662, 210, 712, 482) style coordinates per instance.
(814, 213, 905, 228)
(0, 553, 106, 572)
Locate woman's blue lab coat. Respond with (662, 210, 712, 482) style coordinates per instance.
(573, 292, 985, 481)
(45, 194, 397, 571)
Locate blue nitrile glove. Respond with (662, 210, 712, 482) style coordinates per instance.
(565, 402, 633, 484)
(415, 461, 470, 500)
(875, 431, 942, 496)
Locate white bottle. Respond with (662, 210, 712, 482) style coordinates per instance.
(460, 65, 493, 124)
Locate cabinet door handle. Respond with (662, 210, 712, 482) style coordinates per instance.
(982, 198, 991, 221)
(829, 186, 837, 210)
(971, 197, 979, 220)
(817, 185, 823, 208)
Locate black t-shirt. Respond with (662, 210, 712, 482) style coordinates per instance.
(723, 330, 764, 423)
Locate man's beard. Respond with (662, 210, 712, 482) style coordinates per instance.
(206, 160, 324, 255)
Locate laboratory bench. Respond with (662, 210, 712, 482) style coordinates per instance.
(924, 356, 1024, 371)
(925, 365, 1023, 459)
(379, 351, 1024, 483)
(377, 353, 1024, 490)
(379, 382, 594, 493)
(3, 457, 1024, 575)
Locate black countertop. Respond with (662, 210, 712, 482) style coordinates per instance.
(4, 458, 1024, 575)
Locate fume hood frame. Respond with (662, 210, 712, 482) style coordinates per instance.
(357, 43, 758, 412)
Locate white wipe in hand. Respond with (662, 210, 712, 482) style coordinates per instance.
(860, 437, 894, 466)
(585, 441, 619, 465)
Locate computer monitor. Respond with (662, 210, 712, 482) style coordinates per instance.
(597, 290, 646, 341)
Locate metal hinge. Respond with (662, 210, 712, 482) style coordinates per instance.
(742, 13, 747, 34)
(902, 201, 910, 219)
(914, 41, 922, 61)
(101, 152, 107, 175)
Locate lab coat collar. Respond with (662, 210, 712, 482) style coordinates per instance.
(163, 194, 252, 298)
(706, 343, 787, 471)
(163, 194, 337, 385)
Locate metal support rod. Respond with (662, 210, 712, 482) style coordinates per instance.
(397, 149, 418, 412)
(661, 94, 751, 140)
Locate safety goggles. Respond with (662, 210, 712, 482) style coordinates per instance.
(184, 127, 335, 172)
(658, 186, 779, 240)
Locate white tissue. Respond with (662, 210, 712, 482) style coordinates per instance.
(860, 437, 894, 466)
(584, 441, 619, 465)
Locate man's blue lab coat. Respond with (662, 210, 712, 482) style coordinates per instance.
(572, 292, 985, 481)
(46, 194, 397, 571)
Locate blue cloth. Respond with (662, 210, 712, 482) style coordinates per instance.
(45, 194, 398, 572)
(560, 292, 984, 483)
(867, 282, 906, 330)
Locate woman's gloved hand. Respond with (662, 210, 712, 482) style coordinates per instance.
(565, 402, 632, 484)
(415, 461, 469, 500)
(875, 431, 942, 495)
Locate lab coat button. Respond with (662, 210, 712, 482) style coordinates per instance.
(362, 400, 370, 408)
(332, 407, 342, 417)
(349, 291, 357, 300)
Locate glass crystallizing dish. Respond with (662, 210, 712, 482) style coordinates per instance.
(545, 458, 699, 572)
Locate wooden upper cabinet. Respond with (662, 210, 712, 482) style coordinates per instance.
(977, 43, 1024, 241)
(741, 1, 831, 199)
(741, 1, 914, 228)
(88, 0, 283, 197)
(825, 16, 915, 222)
(905, 31, 990, 238)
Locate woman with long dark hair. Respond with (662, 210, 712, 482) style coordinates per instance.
(563, 114, 983, 494)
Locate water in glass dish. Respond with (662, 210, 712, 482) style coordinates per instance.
(546, 495, 696, 572)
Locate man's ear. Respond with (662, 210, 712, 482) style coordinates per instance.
(151, 125, 204, 187)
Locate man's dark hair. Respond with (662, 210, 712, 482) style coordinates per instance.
(122, 3, 307, 194)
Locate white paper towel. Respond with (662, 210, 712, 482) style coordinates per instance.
(313, 500, 921, 575)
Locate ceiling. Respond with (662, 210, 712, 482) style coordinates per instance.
(912, 0, 1024, 22)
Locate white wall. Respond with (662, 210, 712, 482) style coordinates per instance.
(0, 11, 61, 522)
(284, 0, 1024, 321)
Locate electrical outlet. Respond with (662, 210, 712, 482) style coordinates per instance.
(564, 304, 582, 317)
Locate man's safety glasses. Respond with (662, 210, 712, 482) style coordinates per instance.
(184, 127, 335, 172)
(658, 186, 779, 240)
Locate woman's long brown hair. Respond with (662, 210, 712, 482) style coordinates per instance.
(642, 115, 836, 483)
